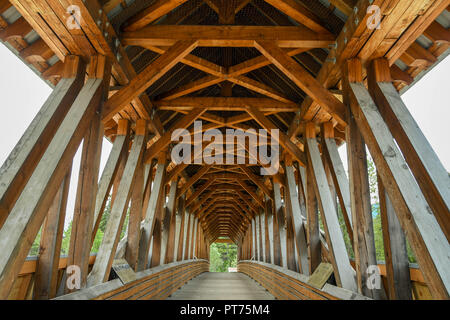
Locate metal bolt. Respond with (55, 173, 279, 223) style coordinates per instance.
(355, 18, 359, 25)
(326, 57, 336, 64)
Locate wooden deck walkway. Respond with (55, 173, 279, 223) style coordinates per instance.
(168, 272, 275, 300)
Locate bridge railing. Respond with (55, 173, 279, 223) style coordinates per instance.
(238, 260, 369, 300)
(55, 259, 209, 300)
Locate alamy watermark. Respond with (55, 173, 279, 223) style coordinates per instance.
(171, 121, 280, 175)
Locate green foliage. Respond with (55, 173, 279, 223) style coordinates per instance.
(209, 242, 237, 272)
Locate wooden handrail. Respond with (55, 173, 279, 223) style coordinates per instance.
(238, 260, 369, 300)
(55, 259, 209, 300)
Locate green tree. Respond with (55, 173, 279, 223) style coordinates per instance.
(209, 242, 237, 272)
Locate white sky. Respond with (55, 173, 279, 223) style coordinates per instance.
(0, 44, 448, 227)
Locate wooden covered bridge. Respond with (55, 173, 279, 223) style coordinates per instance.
(0, 0, 449, 300)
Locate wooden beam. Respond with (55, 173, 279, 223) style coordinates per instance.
(263, 0, 330, 34)
(343, 59, 450, 299)
(91, 120, 130, 242)
(306, 128, 357, 292)
(33, 168, 71, 300)
(378, 176, 412, 300)
(254, 40, 346, 128)
(368, 58, 450, 242)
(284, 165, 309, 275)
(155, 97, 298, 112)
(238, 165, 272, 199)
(87, 120, 147, 286)
(246, 106, 306, 166)
(137, 155, 167, 270)
(0, 56, 85, 229)
(103, 40, 198, 122)
(124, 0, 190, 31)
(122, 25, 335, 48)
(145, 108, 206, 163)
(0, 72, 105, 299)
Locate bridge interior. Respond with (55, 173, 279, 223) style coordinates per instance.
(0, 0, 449, 300)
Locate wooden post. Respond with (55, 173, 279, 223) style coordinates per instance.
(137, 154, 167, 270)
(150, 182, 167, 267)
(378, 175, 412, 300)
(265, 196, 274, 264)
(320, 122, 354, 245)
(175, 195, 186, 262)
(163, 178, 179, 264)
(344, 101, 380, 298)
(304, 162, 321, 273)
(285, 164, 310, 275)
(34, 167, 72, 300)
(0, 55, 106, 298)
(259, 209, 266, 262)
(368, 58, 450, 241)
(305, 122, 357, 292)
(91, 120, 130, 243)
(273, 180, 287, 267)
(343, 58, 450, 299)
(184, 211, 192, 260)
(125, 130, 146, 270)
(87, 120, 147, 286)
(0, 56, 85, 229)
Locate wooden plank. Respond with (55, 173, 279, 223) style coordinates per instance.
(344, 59, 450, 299)
(368, 58, 450, 242)
(33, 167, 71, 300)
(137, 155, 167, 270)
(254, 40, 346, 127)
(306, 129, 357, 292)
(0, 75, 104, 298)
(122, 25, 335, 48)
(285, 165, 309, 275)
(103, 40, 198, 122)
(265, 196, 275, 264)
(378, 176, 412, 300)
(124, 0, 189, 31)
(0, 56, 85, 229)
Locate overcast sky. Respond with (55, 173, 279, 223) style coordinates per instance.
(0, 44, 448, 227)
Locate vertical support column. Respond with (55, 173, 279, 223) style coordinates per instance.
(255, 214, 261, 261)
(285, 164, 309, 275)
(320, 122, 354, 245)
(184, 211, 192, 260)
(378, 176, 412, 300)
(273, 179, 287, 268)
(305, 122, 357, 292)
(92, 120, 130, 242)
(259, 209, 266, 262)
(67, 56, 111, 292)
(137, 153, 167, 270)
(88, 119, 147, 286)
(191, 217, 198, 258)
(265, 196, 274, 264)
(345, 98, 379, 298)
(251, 218, 257, 259)
(175, 195, 186, 262)
(150, 182, 167, 268)
(34, 167, 72, 300)
(305, 161, 321, 273)
(163, 178, 179, 264)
